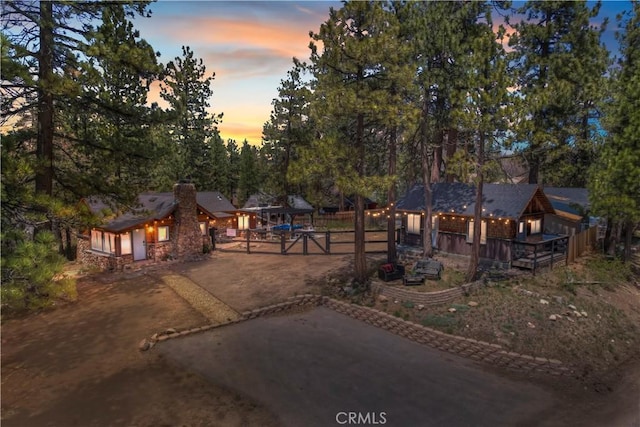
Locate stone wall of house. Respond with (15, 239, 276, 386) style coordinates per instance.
(173, 182, 202, 260)
(77, 235, 133, 271)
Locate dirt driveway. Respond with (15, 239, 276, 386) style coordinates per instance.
(172, 250, 354, 312)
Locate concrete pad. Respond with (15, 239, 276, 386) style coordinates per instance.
(159, 307, 557, 427)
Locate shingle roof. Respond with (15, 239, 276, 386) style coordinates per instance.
(196, 192, 237, 216)
(396, 183, 552, 219)
(85, 191, 237, 233)
(84, 193, 176, 233)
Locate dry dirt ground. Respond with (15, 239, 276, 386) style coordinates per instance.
(1, 251, 353, 427)
(2, 249, 639, 426)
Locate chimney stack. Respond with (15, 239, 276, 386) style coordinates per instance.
(173, 182, 201, 260)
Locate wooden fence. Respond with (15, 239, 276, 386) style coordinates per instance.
(567, 226, 598, 264)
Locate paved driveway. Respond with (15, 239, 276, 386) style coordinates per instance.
(159, 307, 563, 427)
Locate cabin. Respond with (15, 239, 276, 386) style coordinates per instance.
(395, 183, 559, 268)
(77, 182, 237, 271)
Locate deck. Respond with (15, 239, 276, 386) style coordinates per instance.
(511, 235, 569, 274)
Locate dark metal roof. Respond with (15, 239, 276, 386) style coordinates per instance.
(396, 183, 553, 219)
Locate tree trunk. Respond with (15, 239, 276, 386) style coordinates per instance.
(603, 217, 614, 254)
(387, 127, 397, 264)
(36, 0, 54, 197)
(421, 92, 433, 258)
(354, 112, 367, 285)
(623, 220, 634, 263)
(467, 132, 485, 282)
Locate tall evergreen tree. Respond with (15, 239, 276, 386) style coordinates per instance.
(508, 0, 609, 185)
(300, 1, 399, 284)
(455, 3, 513, 281)
(262, 59, 313, 198)
(160, 45, 223, 189)
(237, 140, 261, 206)
(589, 1, 640, 262)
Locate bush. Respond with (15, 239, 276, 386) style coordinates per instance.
(1, 231, 77, 315)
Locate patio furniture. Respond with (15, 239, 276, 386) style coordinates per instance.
(378, 263, 405, 282)
(403, 258, 444, 286)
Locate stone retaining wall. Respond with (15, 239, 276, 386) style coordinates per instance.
(145, 294, 572, 377)
(372, 280, 485, 306)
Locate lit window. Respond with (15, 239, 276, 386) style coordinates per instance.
(158, 226, 170, 242)
(105, 232, 116, 254)
(238, 215, 250, 230)
(530, 219, 542, 234)
(91, 230, 102, 251)
(120, 232, 132, 255)
(407, 213, 421, 234)
(467, 220, 487, 244)
(199, 222, 207, 236)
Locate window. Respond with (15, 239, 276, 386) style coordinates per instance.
(90, 230, 116, 254)
(120, 232, 132, 255)
(238, 215, 250, 230)
(530, 218, 542, 234)
(519, 221, 525, 234)
(467, 220, 487, 244)
(158, 226, 170, 242)
(91, 230, 102, 251)
(199, 222, 207, 236)
(407, 214, 421, 235)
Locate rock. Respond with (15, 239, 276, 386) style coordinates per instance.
(540, 299, 550, 305)
(574, 310, 582, 318)
(448, 307, 457, 313)
(417, 304, 425, 310)
(467, 301, 478, 307)
(554, 296, 564, 304)
(549, 314, 558, 321)
(566, 317, 575, 323)
(394, 300, 400, 304)
(164, 328, 177, 335)
(378, 295, 389, 303)
(527, 322, 536, 329)
(138, 339, 151, 351)
(580, 311, 588, 318)
(568, 304, 577, 310)
(151, 333, 159, 341)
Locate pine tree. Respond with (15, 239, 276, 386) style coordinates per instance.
(262, 59, 314, 198)
(589, 1, 640, 262)
(160, 46, 223, 189)
(508, 0, 609, 185)
(237, 140, 261, 206)
(301, 1, 400, 284)
(454, 3, 513, 281)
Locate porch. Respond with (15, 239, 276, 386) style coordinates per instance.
(511, 235, 568, 274)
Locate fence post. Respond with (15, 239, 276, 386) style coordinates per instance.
(246, 230, 251, 254)
(326, 230, 331, 254)
(281, 232, 286, 254)
(550, 239, 555, 270)
(533, 244, 537, 276)
(303, 233, 308, 255)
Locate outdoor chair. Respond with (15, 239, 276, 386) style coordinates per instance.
(378, 263, 405, 282)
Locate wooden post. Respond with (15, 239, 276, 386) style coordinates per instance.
(550, 239, 555, 270)
(246, 229, 251, 254)
(303, 233, 308, 255)
(281, 232, 286, 254)
(326, 230, 331, 254)
(533, 244, 537, 276)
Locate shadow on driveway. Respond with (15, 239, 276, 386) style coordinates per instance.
(158, 307, 560, 427)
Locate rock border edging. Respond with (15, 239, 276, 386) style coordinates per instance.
(141, 293, 572, 377)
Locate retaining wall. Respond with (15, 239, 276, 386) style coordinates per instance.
(372, 280, 485, 306)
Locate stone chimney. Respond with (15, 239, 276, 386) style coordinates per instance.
(173, 181, 201, 260)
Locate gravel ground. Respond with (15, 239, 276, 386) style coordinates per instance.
(157, 273, 240, 323)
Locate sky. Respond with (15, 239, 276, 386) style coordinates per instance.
(134, 1, 632, 146)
